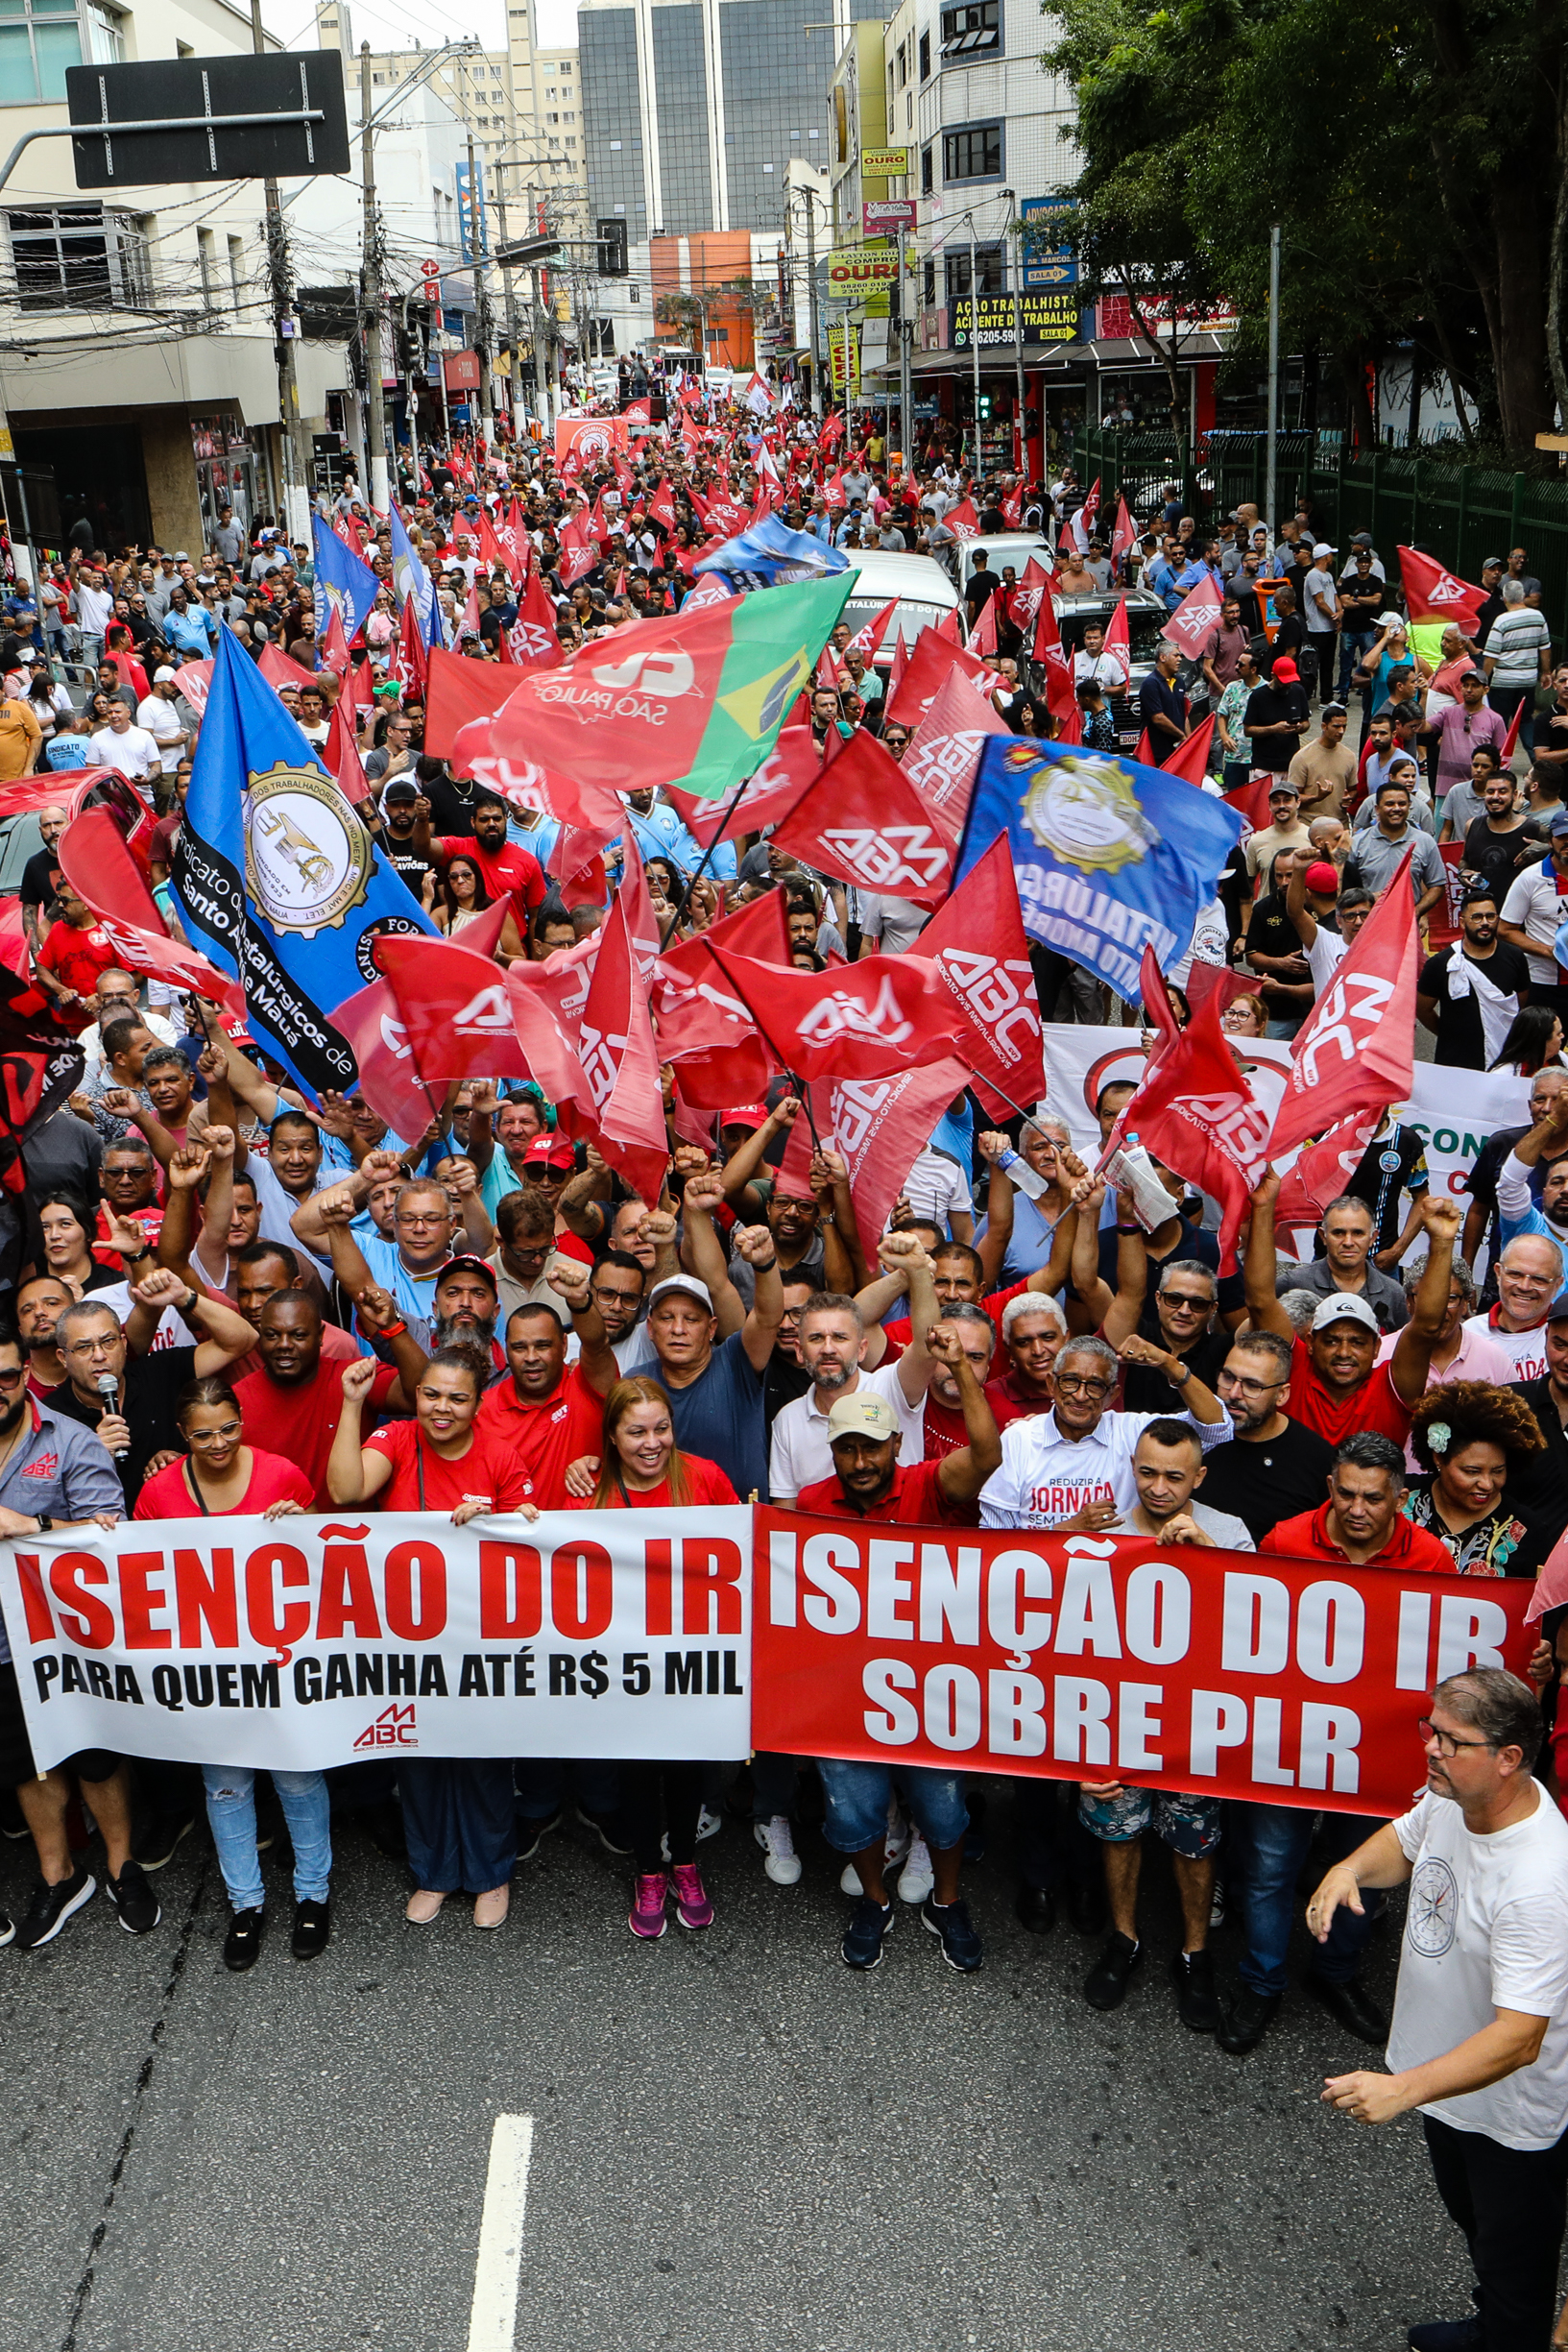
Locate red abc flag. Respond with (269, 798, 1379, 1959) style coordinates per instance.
(326, 980, 449, 1139)
(508, 568, 565, 667)
(884, 625, 993, 728)
(916, 835, 1045, 1117)
(1103, 979, 1272, 1272)
(320, 606, 353, 677)
(775, 1057, 975, 1248)
(663, 724, 821, 849)
(769, 727, 955, 910)
(557, 509, 599, 587)
(968, 590, 1000, 658)
(576, 889, 670, 1205)
(1111, 494, 1137, 578)
(1029, 569, 1077, 723)
(1102, 594, 1132, 688)
(370, 934, 534, 1086)
(944, 497, 981, 543)
(1001, 481, 1023, 527)
(57, 809, 245, 1021)
(1162, 574, 1223, 659)
(902, 665, 1009, 838)
(847, 596, 899, 659)
(1268, 853, 1419, 1161)
(704, 949, 964, 1080)
(1397, 545, 1487, 630)
(1161, 714, 1217, 788)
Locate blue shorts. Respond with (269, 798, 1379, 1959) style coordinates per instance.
(816, 1760, 969, 1855)
(1076, 1784, 1221, 1858)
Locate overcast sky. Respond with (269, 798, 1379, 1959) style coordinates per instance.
(260, 0, 579, 61)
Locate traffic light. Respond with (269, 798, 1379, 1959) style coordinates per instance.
(977, 392, 993, 420)
(595, 216, 629, 278)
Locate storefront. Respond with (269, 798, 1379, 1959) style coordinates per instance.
(191, 415, 262, 544)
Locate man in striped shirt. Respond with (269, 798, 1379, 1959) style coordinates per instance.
(1484, 579, 1552, 757)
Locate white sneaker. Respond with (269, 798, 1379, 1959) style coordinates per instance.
(897, 1834, 933, 1904)
(754, 1816, 802, 1886)
(840, 1805, 911, 1897)
(839, 1860, 865, 1896)
(661, 1806, 723, 1862)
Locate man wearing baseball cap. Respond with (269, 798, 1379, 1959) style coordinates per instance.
(134, 666, 190, 785)
(1302, 544, 1339, 691)
(798, 1340, 1001, 1974)
(1242, 1178, 1459, 1446)
(520, 1135, 576, 1213)
(1242, 779, 1311, 891)
(1243, 652, 1310, 773)
(1282, 852, 1375, 997)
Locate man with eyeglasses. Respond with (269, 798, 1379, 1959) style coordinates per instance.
(1213, 1434, 1454, 2059)
(1309, 1667, 1568, 2352)
(50, 1277, 254, 1506)
(1463, 1232, 1566, 1384)
(488, 1188, 579, 1334)
(0, 1315, 138, 1951)
(1195, 1327, 1339, 1542)
(1085, 1232, 1231, 1413)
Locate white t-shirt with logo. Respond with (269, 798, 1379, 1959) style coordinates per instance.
(1460, 1310, 1548, 1383)
(1389, 1783, 1568, 2150)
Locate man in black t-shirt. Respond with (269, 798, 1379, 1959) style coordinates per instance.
(1088, 1232, 1230, 1412)
(1194, 1330, 1337, 1543)
(50, 1279, 254, 1505)
(1244, 656, 1310, 773)
(18, 803, 67, 956)
(1462, 1068, 1568, 1274)
(371, 779, 435, 900)
(1416, 888, 1530, 1069)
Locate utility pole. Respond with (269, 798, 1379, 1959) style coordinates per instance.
(897, 223, 912, 473)
(1004, 189, 1025, 478)
(1266, 219, 1281, 531)
(967, 212, 981, 473)
(253, 0, 311, 538)
(801, 188, 821, 419)
(466, 129, 495, 439)
(400, 290, 422, 506)
(495, 180, 525, 429)
(359, 41, 389, 515)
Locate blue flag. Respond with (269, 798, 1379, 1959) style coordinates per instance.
(954, 737, 1242, 1003)
(693, 514, 851, 592)
(311, 514, 380, 642)
(171, 628, 437, 1099)
(390, 503, 442, 649)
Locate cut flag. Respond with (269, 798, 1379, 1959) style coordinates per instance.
(902, 664, 1009, 838)
(1266, 851, 1418, 1164)
(1397, 546, 1488, 632)
(914, 834, 1044, 1119)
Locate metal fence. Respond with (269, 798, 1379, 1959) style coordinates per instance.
(1068, 424, 1568, 652)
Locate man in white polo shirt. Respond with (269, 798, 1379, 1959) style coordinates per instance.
(769, 1230, 937, 1504)
(978, 1331, 1230, 1530)
(1310, 1668, 1568, 2352)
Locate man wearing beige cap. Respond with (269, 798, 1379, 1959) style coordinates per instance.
(796, 1337, 1001, 1974)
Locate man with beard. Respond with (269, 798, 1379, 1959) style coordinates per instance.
(16, 1273, 70, 1401)
(415, 788, 547, 934)
(1416, 886, 1529, 1070)
(232, 1290, 426, 1506)
(1183, 1328, 1337, 1545)
(768, 1233, 939, 1505)
(412, 1255, 503, 1376)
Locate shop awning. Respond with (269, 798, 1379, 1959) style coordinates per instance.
(1086, 331, 1232, 364)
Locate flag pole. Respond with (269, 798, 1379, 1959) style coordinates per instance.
(701, 934, 823, 1149)
(658, 768, 758, 949)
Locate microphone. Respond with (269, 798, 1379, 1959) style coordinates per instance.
(96, 1372, 129, 1460)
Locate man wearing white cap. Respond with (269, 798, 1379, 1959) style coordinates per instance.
(135, 667, 190, 785)
(1303, 543, 1339, 695)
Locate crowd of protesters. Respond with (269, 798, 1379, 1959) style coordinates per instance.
(9, 383, 1568, 2351)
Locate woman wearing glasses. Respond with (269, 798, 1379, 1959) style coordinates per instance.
(132, 1376, 325, 1973)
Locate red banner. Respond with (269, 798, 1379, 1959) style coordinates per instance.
(752, 1512, 1534, 1816)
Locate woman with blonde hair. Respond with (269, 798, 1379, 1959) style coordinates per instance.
(573, 1376, 737, 1936)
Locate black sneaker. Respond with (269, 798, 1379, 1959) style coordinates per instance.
(921, 1895, 984, 1973)
(1170, 1948, 1221, 2032)
(291, 1898, 330, 1960)
(14, 1868, 95, 1950)
(1217, 1987, 1283, 2054)
(1084, 1930, 1141, 2011)
(224, 1907, 265, 1972)
(0, 1785, 27, 1840)
(133, 1813, 195, 1872)
(106, 1859, 161, 1935)
(576, 1806, 633, 1857)
(841, 1896, 895, 1970)
(516, 1810, 562, 1862)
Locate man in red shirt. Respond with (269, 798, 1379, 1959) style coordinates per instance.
(798, 1333, 1001, 1975)
(233, 1290, 425, 1505)
(1218, 1430, 1453, 2061)
(922, 1303, 997, 1458)
(34, 885, 117, 1024)
(475, 1287, 611, 1508)
(1242, 1177, 1459, 1448)
(417, 789, 545, 930)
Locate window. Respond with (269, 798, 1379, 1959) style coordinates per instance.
(918, 28, 930, 79)
(228, 233, 244, 313)
(897, 37, 907, 85)
(564, 109, 574, 120)
(490, 62, 501, 77)
(0, 0, 123, 104)
(943, 120, 1002, 182)
(940, 0, 1001, 59)
(547, 109, 558, 122)
(920, 141, 933, 193)
(8, 202, 149, 308)
(945, 244, 1002, 302)
(566, 136, 576, 148)
(197, 224, 215, 305)
(923, 255, 935, 304)
(560, 59, 571, 72)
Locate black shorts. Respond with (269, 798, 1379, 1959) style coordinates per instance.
(0, 1660, 118, 1788)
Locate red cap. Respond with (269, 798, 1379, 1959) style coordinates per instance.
(720, 1105, 768, 1130)
(1270, 656, 1300, 685)
(523, 1137, 576, 1171)
(1303, 860, 1341, 894)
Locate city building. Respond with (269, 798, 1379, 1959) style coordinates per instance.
(0, 0, 350, 555)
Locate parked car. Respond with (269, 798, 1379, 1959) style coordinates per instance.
(838, 547, 962, 658)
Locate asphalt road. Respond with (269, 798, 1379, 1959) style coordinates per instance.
(0, 1782, 1479, 2352)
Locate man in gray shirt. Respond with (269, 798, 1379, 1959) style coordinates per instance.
(1273, 1205, 1409, 1332)
(1343, 775, 1446, 917)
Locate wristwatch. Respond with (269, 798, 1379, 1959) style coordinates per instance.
(34, 1515, 53, 1535)
(181, 1287, 200, 1317)
(1171, 1361, 1193, 1384)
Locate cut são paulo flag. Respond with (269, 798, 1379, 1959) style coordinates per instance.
(1267, 851, 1418, 1163)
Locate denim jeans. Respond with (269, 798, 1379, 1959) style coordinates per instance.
(816, 1760, 968, 1855)
(1337, 627, 1375, 700)
(1226, 1802, 1378, 1998)
(202, 1764, 331, 1912)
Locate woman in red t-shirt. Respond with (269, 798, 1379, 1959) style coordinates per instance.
(131, 1377, 328, 1974)
(328, 1347, 536, 1930)
(574, 1377, 736, 1941)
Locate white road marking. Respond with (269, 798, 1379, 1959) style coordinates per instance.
(466, 2113, 536, 2352)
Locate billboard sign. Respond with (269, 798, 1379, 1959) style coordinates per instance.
(863, 199, 916, 233)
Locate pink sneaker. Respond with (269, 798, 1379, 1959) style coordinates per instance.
(672, 1862, 713, 1930)
(629, 1871, 668, 1939)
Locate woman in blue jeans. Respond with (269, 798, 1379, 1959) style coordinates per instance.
(133, 1376, 331, 1973)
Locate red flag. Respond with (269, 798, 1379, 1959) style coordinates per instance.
(1001, 482, 1023, 528)
(1162, 573, 1224, 660)
(884, 624, 909, 705)
(1030, 570, 1077, 724)
(847, 596, 899, 660)
(915, 835, 1045, 1118)
(1161, 714, 1217, 789)
(1101, 594, 1132, 689)
(655, 885, 793, 1064)
(884, 625, 992, 728)
(1222, 774, 1275, 838)
(557, 509, 599, 587)
(775, 1057, 974, 1248)
(1111, 495, 1137, 580)
(369, 934, 534, 1089)
(1100, 972, 1271, 1273)
(1006, 553, 1051, 640)
(57, 808, 245, 1019)
(663, 724, 821, 849)
(934, 607, 965, 646)
(423, 643, 517, 761)
(322, 693, 371, 804)
(508, 567, 565, 667)
(1397, 545, 1487, 630)
(257, 643, 318, 695)
(477, 510, 512, 576)
(1267, 853, 1418, 1160)
(968, 590, 1000, 658)
(326, 980, 449, 1139)
(943, 497, 981, 544)
(173, 657, 214, 715)
(320, 606, 353, 678)
(576, 888, 670, 1206)
(769, 727, 955, 910)
(1274, 1117, 1388, 1230)
(394, 594, 428, 695)
(649, 479, 677, 532)
(902, 664, 1009, 837)
(703, 949, 964, 1080)
(1501, 696, 1525, 766)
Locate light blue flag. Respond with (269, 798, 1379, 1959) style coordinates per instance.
(693, 513, 852, 592)
(954, 737, 1243, 1003)
(311, 513, 381, 641)
(390, 503, 442, 648)
(170, 628, 438, 1101)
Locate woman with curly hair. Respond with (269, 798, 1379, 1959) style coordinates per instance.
(1403, 1381, 1553, 1576)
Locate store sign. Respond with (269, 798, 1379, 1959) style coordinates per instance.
(863, 199, 916, 233)
(861, 147, 908, 178)
(1021, 195, 1078, 289)
(829, 322, 861, 393)
(828, 245, 899, 293)
(444, 350, 482, 390)
(949, 290, 1083, 349)
(1095, 293, 1239, 338)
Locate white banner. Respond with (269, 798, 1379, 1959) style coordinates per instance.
(0, 1510, 753, 1772)
(1040, 1026, 1529, 1257)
